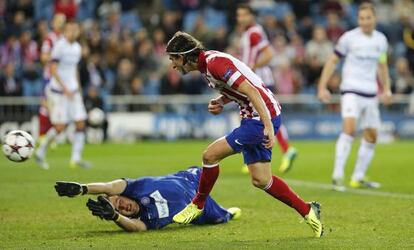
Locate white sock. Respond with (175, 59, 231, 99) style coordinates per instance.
(332, 133, 354, 180)
(351, 139, 375, 181)
(36, 128, 57, 158)
(71, 131, 85, 162)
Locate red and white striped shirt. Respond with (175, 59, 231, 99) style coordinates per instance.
(240, 24, 275, 88)
(198, 50, 281, 119)
(41, 31, 61, 80)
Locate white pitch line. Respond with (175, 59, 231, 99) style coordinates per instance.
(285, 179, 414, 200)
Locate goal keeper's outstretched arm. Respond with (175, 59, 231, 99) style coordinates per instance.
(86, 196, 147, 232)
(55, 180, 127, 197)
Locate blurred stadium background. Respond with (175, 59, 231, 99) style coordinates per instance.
(1, 0, 414, 249)
(0, 0, 414, 142)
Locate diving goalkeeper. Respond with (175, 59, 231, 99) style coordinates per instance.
(54, 166, 241, 232)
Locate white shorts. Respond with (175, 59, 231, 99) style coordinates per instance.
(46, 87, 87, 124)
(341, 93, 381, 129)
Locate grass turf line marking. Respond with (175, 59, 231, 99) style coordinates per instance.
(286, 179, 414, 200)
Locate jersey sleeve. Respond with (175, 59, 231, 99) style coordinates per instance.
(378, 35, 389, 64)
(120, 178, 141, 198)
(250, 32, 269, 50)
(334, 32, 349, 57)
(381, 34, 389, 53)
(207, 57, 247, 89)
(50, 41, 63, 62)
(41, 38, 53, 54)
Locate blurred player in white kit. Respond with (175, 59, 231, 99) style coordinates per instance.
(38, 13, 66, 150)
(36, 21, 91, 170)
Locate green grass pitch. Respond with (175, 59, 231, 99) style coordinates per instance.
(1, 141, 413, 249)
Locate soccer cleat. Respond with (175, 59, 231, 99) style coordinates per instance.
(227, 207, 242, 220)
(69, 160, 92, 169)
(279, 147, 298, 173)
(37, 135, 46, 146)
(241, 165, 249, 174)
(332, 179, 346, 192)
(173, 203, 203, 224)
(39, 135, 58, 151)
(35, 154, 49, 170)
(349, 179, 381, 189)
(50, 141, 58, 151)
(304, 201, 324, 238)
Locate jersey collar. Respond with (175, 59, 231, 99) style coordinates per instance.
(197, 51, 207, 73)
(245, 23, 256, 31)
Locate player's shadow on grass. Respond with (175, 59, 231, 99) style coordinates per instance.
(84, 230, 126, 236)
(84, 223, 228, 236)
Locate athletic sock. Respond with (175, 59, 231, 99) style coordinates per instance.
(351, 139, 375, 181)
(264, 175, 310, 217)
(276, 125, 289, 153)
(71, 130, 85, 162)
(192, 164, 219, 209)
(36, 127, 57, 158)
(38, 110, 52, 136)
(332, 133, 354, 180)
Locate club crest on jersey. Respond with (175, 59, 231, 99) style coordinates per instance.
(141, 197, 150, 205)
(223, 68, 233, 81)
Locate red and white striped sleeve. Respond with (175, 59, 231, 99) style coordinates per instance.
(250, 31, 269, 50)
(41, 38, 53, 54)
(207, 57, 247, 89)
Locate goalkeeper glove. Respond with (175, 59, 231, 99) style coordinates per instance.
(86, 195, 120, 221)
(55, 181, 88, 197)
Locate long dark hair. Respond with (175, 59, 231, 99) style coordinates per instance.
(166, 31, 205, 64)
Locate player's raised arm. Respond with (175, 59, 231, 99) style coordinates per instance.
(236, 80, 275, 148)
(55, 179, 127, 197)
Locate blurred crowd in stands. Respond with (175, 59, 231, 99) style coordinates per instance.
(1, 0, 414, 112)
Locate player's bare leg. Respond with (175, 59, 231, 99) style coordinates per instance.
(332, 117, 356, 192)
(350, 128, 380, 188)
(173, 137, 235, 224)
(35, 123, 66, 169)
(248, 161, 323, 237)
(69, 120, 91, 169)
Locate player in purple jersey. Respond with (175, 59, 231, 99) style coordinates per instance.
(54, 167, 241, 232)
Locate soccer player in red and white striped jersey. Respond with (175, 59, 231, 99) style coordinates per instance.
(166, 31, 323, 238)
(236, 4, 297, 173)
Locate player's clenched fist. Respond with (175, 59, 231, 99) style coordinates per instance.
(208, 99, 223, 115)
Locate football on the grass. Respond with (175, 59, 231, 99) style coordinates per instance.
(2, 130, 35, 162)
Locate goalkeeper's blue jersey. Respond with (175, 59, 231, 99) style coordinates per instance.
(121, 167, 230, 230)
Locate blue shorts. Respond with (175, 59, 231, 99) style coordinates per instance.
(226, 116, 282, 165)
